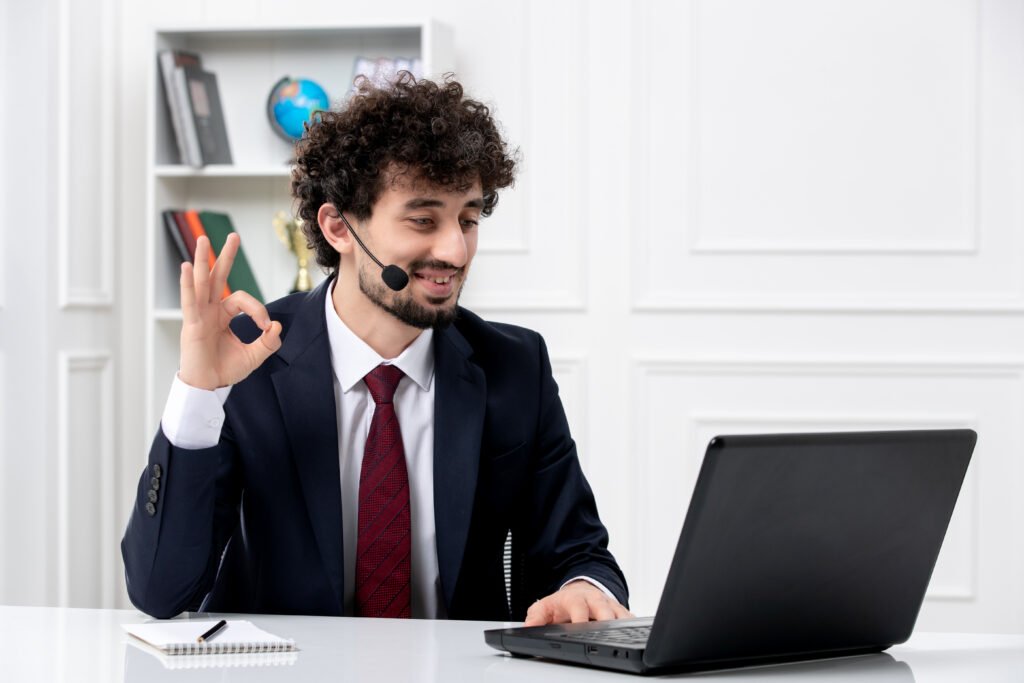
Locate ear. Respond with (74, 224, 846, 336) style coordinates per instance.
(317, 203, 355, 255)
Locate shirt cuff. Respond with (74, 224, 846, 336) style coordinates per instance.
(560, 576, 617, 602)
(160, 373, 232, 449)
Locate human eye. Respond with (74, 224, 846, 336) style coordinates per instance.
(408, 216, 434, 228)
(460, 217, 480, 230)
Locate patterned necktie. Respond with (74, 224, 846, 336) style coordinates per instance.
(355, 364, 411, 618)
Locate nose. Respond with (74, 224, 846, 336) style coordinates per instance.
(431, 219, 469, 268)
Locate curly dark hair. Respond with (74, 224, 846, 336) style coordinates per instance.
(291, 72, 518, 271)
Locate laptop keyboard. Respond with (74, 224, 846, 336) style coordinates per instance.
(556, 625, 651, 646)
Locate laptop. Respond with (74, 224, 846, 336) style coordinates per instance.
(485, 429, 976, 675)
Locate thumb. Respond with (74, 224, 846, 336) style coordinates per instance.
(253, 320, 283, 360)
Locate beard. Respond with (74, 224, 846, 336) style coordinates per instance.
(358, 260, 464, 330)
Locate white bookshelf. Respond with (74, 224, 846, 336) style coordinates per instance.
(145, 20, 455, 429)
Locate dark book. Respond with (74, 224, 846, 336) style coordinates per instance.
(172, 211, 197, 259)
(183, 66, 233, 165)
(157, 50, 202, 166)
(162, 210, 191, 263)
(199, 211, 264, 303)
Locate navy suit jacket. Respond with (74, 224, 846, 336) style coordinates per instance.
(121, 277, 627, 620)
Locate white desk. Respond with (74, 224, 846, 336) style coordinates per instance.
(1, 606, 1021, 681)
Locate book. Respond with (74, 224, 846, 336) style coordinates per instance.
(122, 619, 296, 656)
(351, 56, 424, 92)
(183, 66, 233, 165)
(172, 210, 197, 258)
(162, 210, 190, 263)
(183, 210, 232, 300)
(157, 50, 202, 166)
(171, 66, 203, 167)
(199, 211, 265, 303)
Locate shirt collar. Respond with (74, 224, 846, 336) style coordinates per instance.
(323, 280, 435, 394)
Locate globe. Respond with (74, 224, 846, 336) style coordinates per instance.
(266, 77, 330, 141)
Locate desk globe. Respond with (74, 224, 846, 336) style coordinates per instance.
(267, 77, 330, 141)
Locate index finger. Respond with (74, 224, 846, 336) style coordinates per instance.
(524, 600, 554, 627)
(221, 290, 272, 330)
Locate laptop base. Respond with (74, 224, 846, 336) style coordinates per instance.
(487, 623, 889, 676)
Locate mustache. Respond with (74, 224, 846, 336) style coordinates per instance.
(409, 259, 463, 274)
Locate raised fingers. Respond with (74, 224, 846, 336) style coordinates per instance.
(193, 236, 212, 304)
(180, 262, 198, 324)
(210, 233, 239, 301)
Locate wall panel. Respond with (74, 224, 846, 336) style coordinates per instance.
(57, 0, 115, 308)
(631, 0, 1024, 312)
(0, 0, 7, 311)
(57, 353, 115, 608)
(0, 353, 5, 595)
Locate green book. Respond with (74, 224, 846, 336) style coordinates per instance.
(198, 211, 265, 303)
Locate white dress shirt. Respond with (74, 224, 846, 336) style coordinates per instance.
(161, 283, 612, 619)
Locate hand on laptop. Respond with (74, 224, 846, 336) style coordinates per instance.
(524, 580, 633, 626)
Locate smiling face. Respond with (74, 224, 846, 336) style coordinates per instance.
(340, 172, 484, 331)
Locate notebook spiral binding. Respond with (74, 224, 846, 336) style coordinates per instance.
(165, 639, 296, 655)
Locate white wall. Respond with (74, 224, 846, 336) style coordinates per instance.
(0, 0, 120, 609)
(1, 0, 1020, 632)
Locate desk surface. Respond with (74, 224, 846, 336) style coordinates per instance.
(2, 605, 1022, 682)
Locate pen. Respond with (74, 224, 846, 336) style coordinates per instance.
(197, 619, 227, 643)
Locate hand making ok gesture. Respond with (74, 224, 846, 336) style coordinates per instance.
(178, 234, 283, 391)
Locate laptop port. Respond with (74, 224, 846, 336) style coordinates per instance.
(613, 649, 619, 657)
(587, 646, 599, 655)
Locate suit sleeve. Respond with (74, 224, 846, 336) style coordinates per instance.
(120, 422, 242, 619)
(519, 335, 629, 607)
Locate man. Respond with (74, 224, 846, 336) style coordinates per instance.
(122, 74, 629, 624)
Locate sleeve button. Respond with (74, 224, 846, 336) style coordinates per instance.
(145, 502, 156, 516)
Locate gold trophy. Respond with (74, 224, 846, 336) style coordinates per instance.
(273, 211, 314, 293)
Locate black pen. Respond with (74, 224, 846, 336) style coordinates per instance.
(197, 619, 227, 643)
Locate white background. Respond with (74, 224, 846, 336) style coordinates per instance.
(1, 0, 1021, 633)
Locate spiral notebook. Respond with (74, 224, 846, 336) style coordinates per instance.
(123, 619, 296, 656)
(124, 639, 299, 670)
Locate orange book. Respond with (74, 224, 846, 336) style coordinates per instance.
(184, 210, 232, 300)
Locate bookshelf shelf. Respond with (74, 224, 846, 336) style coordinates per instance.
(145, 20, 455, 429)
(155, 164, 293, 178)
(153, 309, 184, 322)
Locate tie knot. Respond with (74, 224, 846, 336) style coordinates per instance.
(364, 364, 404, 405)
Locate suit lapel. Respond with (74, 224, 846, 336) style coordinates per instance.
(433, 320, 486, 610)
(270, 278, 345, 612)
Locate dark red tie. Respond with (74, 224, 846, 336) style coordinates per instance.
(355, 364, 412, 618)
